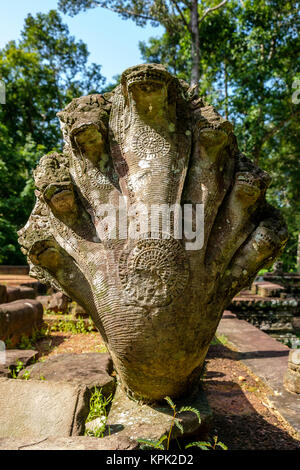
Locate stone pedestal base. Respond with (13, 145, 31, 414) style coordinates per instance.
(86, 384, 212, 448)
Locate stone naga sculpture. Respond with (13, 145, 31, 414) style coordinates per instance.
(18, 64, 288, 402)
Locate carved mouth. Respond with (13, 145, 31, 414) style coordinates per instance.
(198, 122, 231, 136)
(235, 172, 269, 193)
(43, 182, 73, 202)
(28, 240, 56, 264)
(126, 71, 170, 89)
(236, 173, 260, 186)
(235, 173, 264, 200)
(121, 65, 174, 97)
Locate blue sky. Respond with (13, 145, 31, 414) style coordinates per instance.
(0, 0, 164, 83)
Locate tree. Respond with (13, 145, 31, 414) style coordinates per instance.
(58, 0, 228, 88)
(0, 10, 105, 150)
(0, 10, 106, 264)
(140, 0, 300, 270)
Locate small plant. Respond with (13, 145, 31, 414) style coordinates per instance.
(185, 435, 228, 450)
(137, 396, 201, 450)
(51, 316, 93, 334)
(18, 327, 49, 350)
(9, 360, 31, 380)
(211, 334, 228, 346)
(10, 360, 25, 378)
(85, 388, 113, 438)
(18, 335, 33, 350)
(21, 369, 31, 380)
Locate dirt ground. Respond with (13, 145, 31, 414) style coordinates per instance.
(34, 328, 300, 451)
(203, 340, 300, 450)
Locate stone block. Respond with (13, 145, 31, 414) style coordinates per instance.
(19, 352, 115, 398)
(6, 286, 36, 302)
(255, 281, 285, 298)
(284, 349, 300, 394)
(292, 317, 300, 335)
(36, 295, 51, 310)
(0, 435, 138, 450)
(101, 385, 212, 447)
(0, 377, 89, 438)
(0, 299, 43, 347)
(19, 286, 36, 299)
(48, 292, 69, 313)
(0, 349, 38, 377)
(0, 285, 6, 304)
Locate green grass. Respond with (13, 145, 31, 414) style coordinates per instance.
(50, 316, 94, 334)
(85, 388, 113, 438)
(210, 334, 228, 346)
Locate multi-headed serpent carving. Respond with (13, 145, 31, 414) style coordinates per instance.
(19, 64, 288, 402)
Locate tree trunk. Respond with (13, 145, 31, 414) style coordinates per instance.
(297, 232, 300, 273)
(224, 59, 228, 119)
(190, 0, 200, 88)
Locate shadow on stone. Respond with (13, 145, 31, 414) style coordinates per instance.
(203, 341, 300, 450)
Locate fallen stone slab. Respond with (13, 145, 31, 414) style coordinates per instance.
(253, 281, 285, 298)
(0, 284, 6, 304)
(19, 352, 115, 398)
(0, 377, 89, 438)
(97, 385, 212, 447)
(36, 295, 51, 310)
(0, 299, 43, 347)
(0, 435, 138, 450)
(48, 292, 69, 313)
(217, 311, 300, 436)
(21, 281, 46, 295)
(0, 349, 38, 377)
(0, 266, 29, 275)
(292, 317, 300, 335)
(6, 286, 36, 302)
(284, 349, 300, 394)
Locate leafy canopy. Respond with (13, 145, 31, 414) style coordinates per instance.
(0, 10, 106, 264)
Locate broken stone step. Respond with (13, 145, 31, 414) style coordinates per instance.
(18, 352, 116, 399)
(0, 435, 138, 450)
(284, 349, 300, 394)
(0, 377, 89, 438)
(98, 385, 212, 448)
(0, 349, 38, 377)
(0, 299, 43, 347)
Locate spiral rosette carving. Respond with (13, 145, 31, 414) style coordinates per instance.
(119, 234, 189, 307)
(19, 64, 288, 402)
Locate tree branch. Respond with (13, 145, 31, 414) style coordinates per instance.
(199, 0, 228, 24)
(261, 108, 300, 147)
(94, 1, 158, 23)
(169, 0, 192, 32)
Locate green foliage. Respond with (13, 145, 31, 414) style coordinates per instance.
(137, 396, 202, 450)
(139, 0, 300, 270)
(9, 360, 32, 380)
(185, 435, 228, 450)
(50, 316, 94, 334)
(17, 327, 49, 350)
(0, 10, 105, 264)
(9, 360, 26, 378)
(85, 387, 113, 438)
